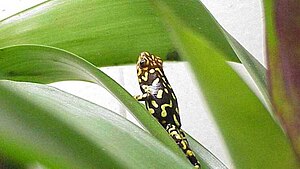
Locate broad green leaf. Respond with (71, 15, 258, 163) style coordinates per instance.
(150, 0, 239, 63)
(0, 44, 184, 159)
(147, 0, 270, 113)
(0, 80, 191, 169)
(0, 0, 239, 66)
(152, 1, 299, 168)
(264, 0, 300, 160)
(0, 45, 228, 168)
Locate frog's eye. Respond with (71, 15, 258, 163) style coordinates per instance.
(139, 59, 147, 67)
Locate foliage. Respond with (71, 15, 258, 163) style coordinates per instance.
(0, 0, 299, 169)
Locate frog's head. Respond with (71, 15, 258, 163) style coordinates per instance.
(137, 51, 163, 70)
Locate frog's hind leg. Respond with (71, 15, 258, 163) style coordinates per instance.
(165, 124, 201, 169)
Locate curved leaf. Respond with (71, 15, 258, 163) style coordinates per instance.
(222, 31, 272, 112)
(0, 0, 239, 66)
(0, 80, 191, 169)
(0, 44, 229, 168)
(150, 0, 240, 62)
(0, 44, 184, 159)
(147, 0, 270, 112)
(152, 1, 299, 168)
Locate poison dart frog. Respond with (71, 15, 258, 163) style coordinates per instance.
(134, 51, 201, 168)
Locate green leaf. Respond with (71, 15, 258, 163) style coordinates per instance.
(222, 32, 271, 111)
(185, 133, 228, 169)
(147, 0, 271, 112)
(0, 44, 184, 158)
(152, 1, 299, 168)
(0, 0, 239, 66)
(0, 80, 191, 169)
(0, 154, 25, 169)
(0, 44, 228, 168)
(151, 0, 240, 63)
(264, 0, 300, 160)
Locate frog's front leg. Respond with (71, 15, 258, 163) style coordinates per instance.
(134, 84, 153, 101)
(134, 93, 151, 101)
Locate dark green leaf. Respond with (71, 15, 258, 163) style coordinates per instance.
(0, 0, 239, 67)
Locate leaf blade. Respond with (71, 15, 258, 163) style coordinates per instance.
(152, 1, 299, 168)
(0, 44, 190, 163)
(264, 0, 300, 161)
(0, 80, 191, 169)
(0, 0, 239, 66)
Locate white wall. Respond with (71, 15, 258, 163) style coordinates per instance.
(1, 1, 265, 168)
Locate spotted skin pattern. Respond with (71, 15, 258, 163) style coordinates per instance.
(134, 52, 201, 168)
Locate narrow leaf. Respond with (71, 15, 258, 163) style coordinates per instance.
(264, 0, 300, 161)
(185, 133, 228, 169)
(222, 31, 272, 112)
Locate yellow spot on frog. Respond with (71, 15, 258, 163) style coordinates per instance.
(186, 150, 193, 157)
(157, 89, 163, 99)
(172, 93, 176, 100)
(155, 68, 163, 75)
(141, 72, 148, 81)
(173, 114, 180, 126)
(170, 131, 181, 140)
(148, 108, 155, 114)
(161, 100, 172, 117)
(152, 78, 160, 86)
(181, 140, 187, 150)
(151, 100, 159, 108)
(167, 124, 176, 131)
(161, 110, 167, 117)
(134, 95, 141, 100)
(142, 51, 150, 56)
(142, 93, 149, 98)
(149, 69, 155, 73)
(164, 88, 169, 93)
(142, 85, 151, 93)
(137, 69, 141, 76)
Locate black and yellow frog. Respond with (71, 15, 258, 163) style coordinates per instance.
(134, 51, 201, 168)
